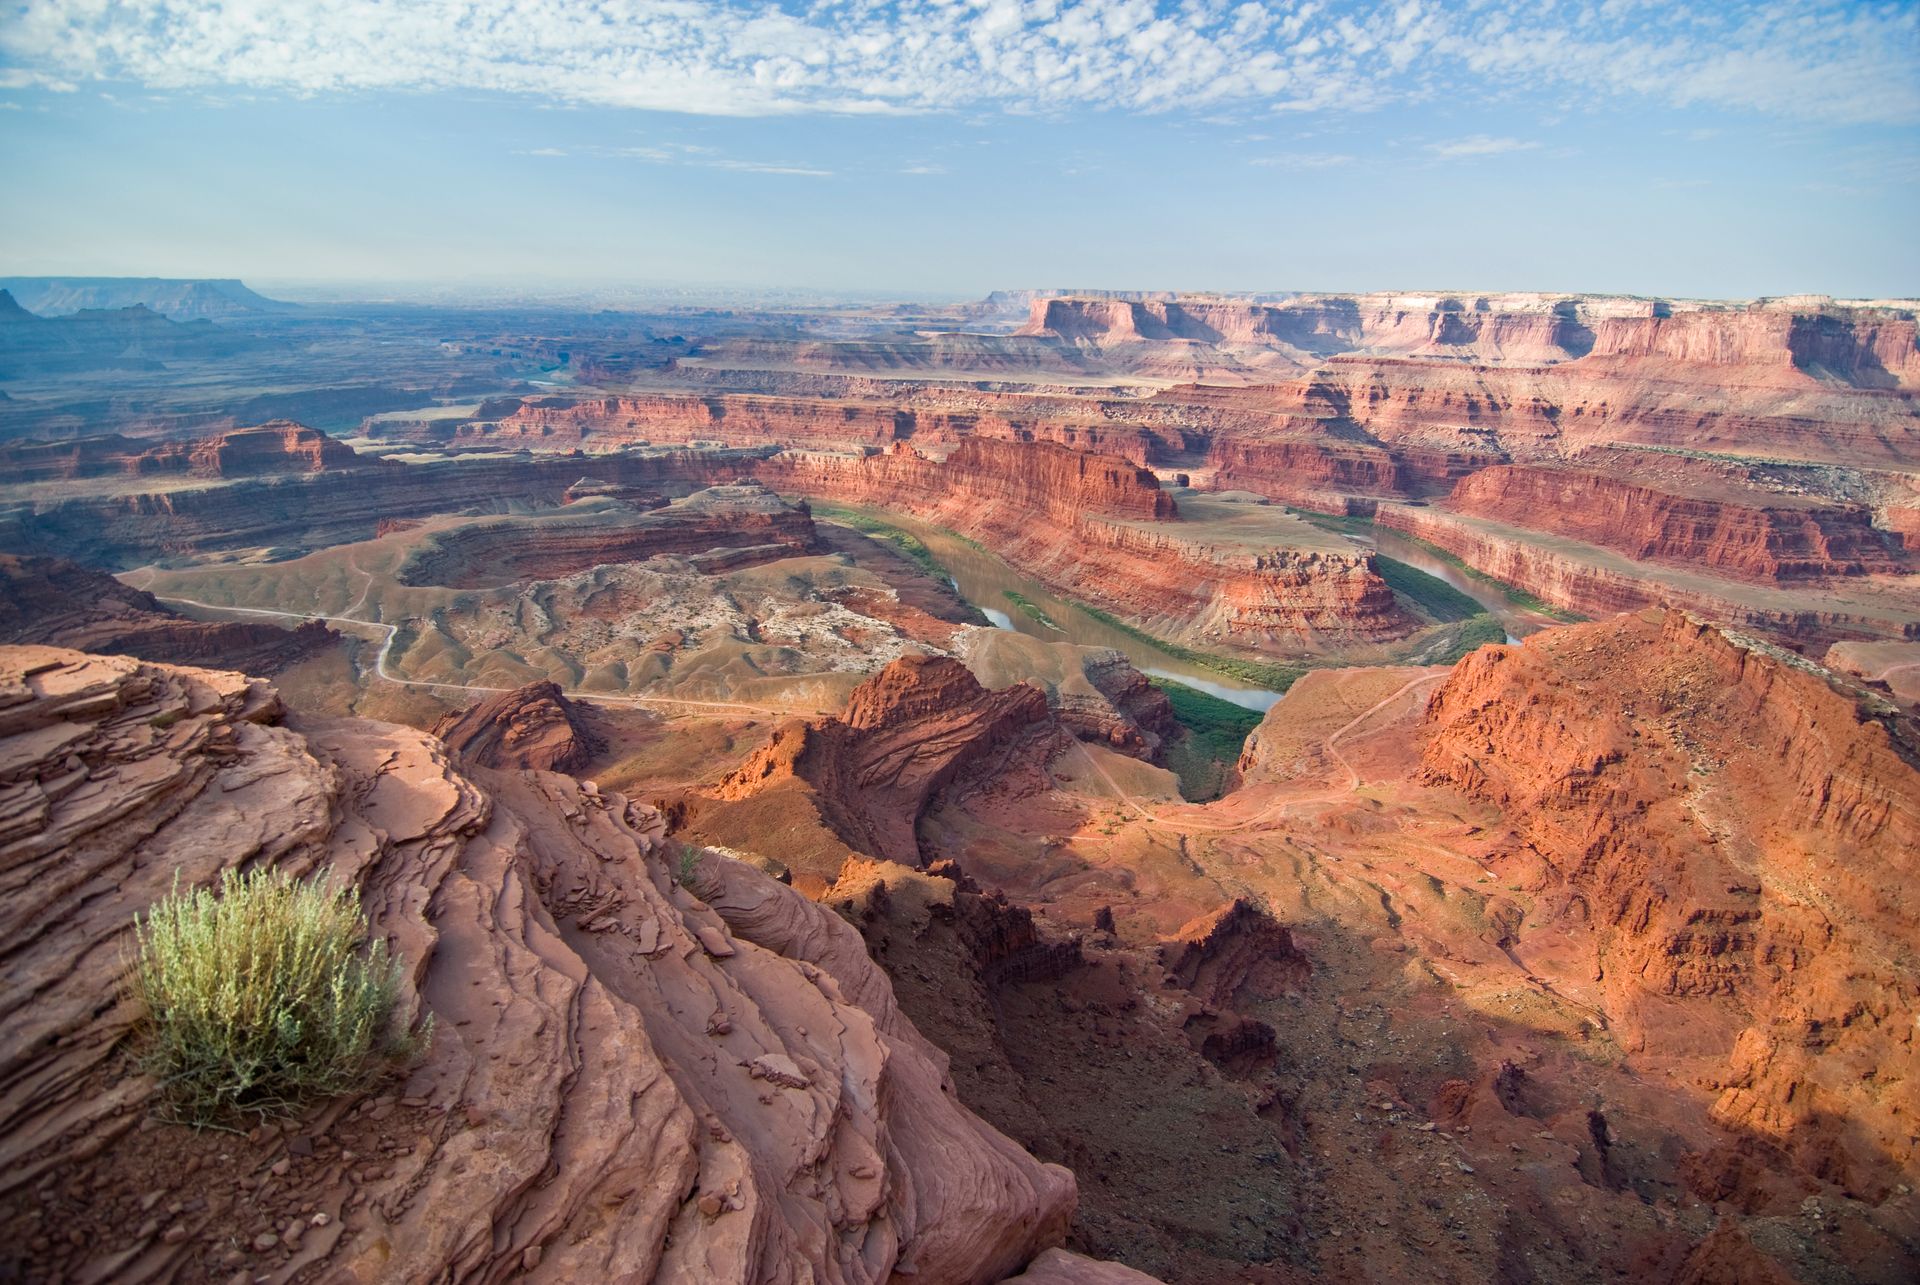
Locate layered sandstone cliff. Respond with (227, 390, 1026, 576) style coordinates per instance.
(1421, 612, 1919, 1198)
(0, 646, 1105, 1283)
(1446, 465, 1907, 580)
(395, 484, 817, 589)
(0, 421, 365, 483)
(4, 446, 773, 565)
(760, 440, 1412, 648)
(391, 390, 1180, 466)
(703, 654, 1062, 891)
(1376, 504, 1920, 643)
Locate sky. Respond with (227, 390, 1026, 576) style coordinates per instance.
(1, 1, 1917, 300)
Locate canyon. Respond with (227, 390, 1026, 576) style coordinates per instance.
(0, 283, 1916, 1285)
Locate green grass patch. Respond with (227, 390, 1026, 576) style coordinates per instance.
(1287, 507, 1376, 538)
(1374, 555, 1484, 622)
(1079, 604, 1305, 692)
(1002, 590, 1063, 631)
(130, 866, 425, 1124)
(1151, 678, 1267, 801)
(814, 506, 950, 580)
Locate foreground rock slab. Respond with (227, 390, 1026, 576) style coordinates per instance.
(0, 645, 1121, 1283)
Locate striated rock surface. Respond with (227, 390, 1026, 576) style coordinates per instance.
(6, 446, 773, 566)
(1377, 503, 1920, 643)
(0, 552, 336, 673)
(0, 421, 364, 483)
(1447, 465, 1907, 581)
(430, 680, 606, 773)
(704, 654, 1061, 891)
(398, 389, 1181, 465)
(1421, 611, 1920, 1200)
(0, 646, 1098, 1284)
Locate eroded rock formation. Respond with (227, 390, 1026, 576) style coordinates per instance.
(702, 654, 1062, 891)
(396, 484, 817, 588)
(0, 553, 336, 673)
(430, 680, 606, 774)
(0, 646, 1103, 1283)
(1421, 611, 1920, 1201)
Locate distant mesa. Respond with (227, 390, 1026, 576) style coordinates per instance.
(0, 276, 295, 321)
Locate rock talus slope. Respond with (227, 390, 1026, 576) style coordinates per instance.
(0, 645, 1107, 1284)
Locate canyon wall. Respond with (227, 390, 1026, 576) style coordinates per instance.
(0, 421, 365, 482)
(0, 553, 336, 673)
(760, 440, 1412, 647)
(395, 485, 817, 588)
(1420, 612, 1919, 1200)
(1376, 504, 1920, 642)
(396, 391, 1182, 465)
(1446, 465, 1908, 580)
(1, 447, 772, 565)
(1020, 293, 1919, 389)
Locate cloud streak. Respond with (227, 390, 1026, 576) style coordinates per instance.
(0, 1, 1914, 125)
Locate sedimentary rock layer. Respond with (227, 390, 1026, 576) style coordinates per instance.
(0, 421, 363, 482)
(430, 680, 606, 773)
(1420, 611, 1919, 1199)
(0, 646, 1099, 1283)
(2, 447, 773, 565)
(707, 654, 1062, 890)
(761, 440, 1412, 647)
(0, 552, 336, 672)
(1376, 504, 1920, 642)
(1446, 465, 1907, 580)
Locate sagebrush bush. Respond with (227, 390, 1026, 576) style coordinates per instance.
(130, 866, 424, 1123)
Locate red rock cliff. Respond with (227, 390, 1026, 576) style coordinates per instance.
(1421, 612, 1919, 1198)
(1446, 465, 1907, 580)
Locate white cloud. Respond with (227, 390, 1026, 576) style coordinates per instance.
(1425, 134, 1540, 160)
(0, 1, 1913, 126)
(1249, 151, 1356, 168)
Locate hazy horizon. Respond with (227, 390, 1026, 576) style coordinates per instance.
(3, 2, 1917, 298)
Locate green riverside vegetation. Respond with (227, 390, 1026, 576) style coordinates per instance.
(815, 506, 951, 580)
(1077, 604, 1305, 692)
(1374, 555, 1483, 622)
(1002, 589, 1063, 630)
(130, 866, 424, 1123)
(1151, 678, 1267, 801)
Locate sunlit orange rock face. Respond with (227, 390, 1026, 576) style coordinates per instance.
(1421, 611, 1919, 1202)
(705, 654, 1063, 891)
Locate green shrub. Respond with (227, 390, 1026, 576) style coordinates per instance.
(129, 866, 423, 1123)
(1002, 589, 1063, 630)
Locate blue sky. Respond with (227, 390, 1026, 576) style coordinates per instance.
(2, 1, 1917, 299)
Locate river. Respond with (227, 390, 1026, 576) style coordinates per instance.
(1368, 527, 1545, 643)
(859, 514, 1285, 711)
